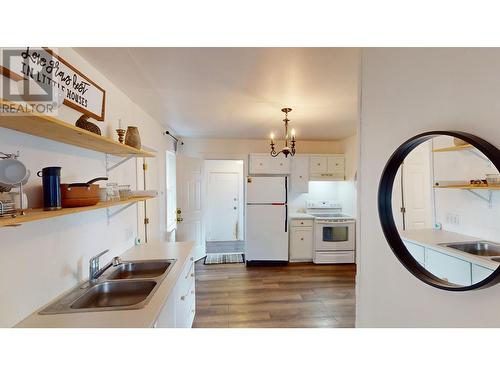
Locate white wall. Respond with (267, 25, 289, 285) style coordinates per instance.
(432, 136, 500, 242)
(357, 48, 500, 327)
(0, 48, 175, 327)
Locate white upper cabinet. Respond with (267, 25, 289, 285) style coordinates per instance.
(309, 155, 345, 181)
(249, 154, 291, 175)
(309, 156, 328, 174)
(249, 153, 345, 181)
(290, 156, 310, 193)
(249, 154, 272, 174)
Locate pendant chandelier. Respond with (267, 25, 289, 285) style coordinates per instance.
(270, 107, 296, 158)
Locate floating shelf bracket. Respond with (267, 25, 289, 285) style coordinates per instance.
(105, 154, 134, 173)
(106, 202, 136, 221)
(466, 189, 494, 208)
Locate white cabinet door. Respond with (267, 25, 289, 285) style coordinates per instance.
(310, 156, 328, 174)
(249, 154, 271, 174)
(472, 264, 493, 284)
(290, 226, 313, 262)
(290, 156, 309, 193)
(154, 293, 176, 328)
(271, 156, 291, 174)
(327, 156, 345, 179)
(425, 248, 472, 286)
(403, 240, 425, 266)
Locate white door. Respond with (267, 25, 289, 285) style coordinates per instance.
(402, 142, 433, 230)
(176, 155, 205, 261)
(206, 172, 239, 241)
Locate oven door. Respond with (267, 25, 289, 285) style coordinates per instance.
(315, 221, 355, 251)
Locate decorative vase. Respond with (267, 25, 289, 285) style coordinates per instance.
(125, 126, 141, 150)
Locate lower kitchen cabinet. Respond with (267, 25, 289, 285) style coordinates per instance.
(155, 253, 196, 328)
(289, 219, 313, 262)
(424, 248, 472, 286)
(472, 264, 493, 284)
(402, 240, 425, 266)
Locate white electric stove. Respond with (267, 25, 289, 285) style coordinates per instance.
(306, 200, 356, 264)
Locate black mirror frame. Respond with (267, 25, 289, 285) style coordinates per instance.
(378, 131, 500, 291)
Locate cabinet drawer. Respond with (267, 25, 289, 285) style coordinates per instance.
(425, 248, 472, 286)
(177, 255, 195, 297)
(290, 227, 313, 261)
(176, 279, 195, 328)
(290, 219, 313, 227)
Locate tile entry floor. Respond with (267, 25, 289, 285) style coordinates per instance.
(193, 261, 356, 328)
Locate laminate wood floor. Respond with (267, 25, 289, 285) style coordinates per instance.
(193, 261, 356, 328)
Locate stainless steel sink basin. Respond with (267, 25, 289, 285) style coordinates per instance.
(71, 280, 157, 309)
(39, 258, 176, 315)
(440, 241, 500, 257)
(106, 260, 172, 280)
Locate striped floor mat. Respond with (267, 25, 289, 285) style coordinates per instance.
(204, 253, 245, 265)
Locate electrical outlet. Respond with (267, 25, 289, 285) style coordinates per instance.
(446, 213, 460, 226)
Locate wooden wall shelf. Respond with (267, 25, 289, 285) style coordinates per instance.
(432, 145, 473, 153)
(434, 185, 500, 190)
(0, 196, 155, 228)
(0, 99, 155, 157)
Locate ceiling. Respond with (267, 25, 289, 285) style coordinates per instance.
(76, 48, 360, 141)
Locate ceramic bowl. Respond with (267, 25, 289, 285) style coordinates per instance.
(0, 159, 29, 186)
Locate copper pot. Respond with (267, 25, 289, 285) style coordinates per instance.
(60, 177, 108, 208)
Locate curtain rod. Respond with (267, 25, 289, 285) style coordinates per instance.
(165, 131, 184, 145)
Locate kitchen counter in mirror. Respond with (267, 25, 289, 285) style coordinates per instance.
(401, 229, 499, 270)
(15, 241, 194, 328)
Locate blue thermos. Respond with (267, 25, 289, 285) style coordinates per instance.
(37, 166, 62, 211)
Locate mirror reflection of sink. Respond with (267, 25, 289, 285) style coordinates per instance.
(71, 281, 157, 309)
(440, 241, 500, 257)
(106, 260, 172, 280)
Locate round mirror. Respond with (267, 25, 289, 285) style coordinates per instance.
(378, 131, 500, 291)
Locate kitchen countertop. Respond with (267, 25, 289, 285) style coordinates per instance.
(289, 213, 315, 219)
(15, 240, 194, 328)
(401, 229, 499, 270)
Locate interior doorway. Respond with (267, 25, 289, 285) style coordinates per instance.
(204, 160, 245, 255)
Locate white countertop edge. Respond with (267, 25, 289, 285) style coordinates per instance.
(15, 240, 195, 328)
(400, 229, 498, 270)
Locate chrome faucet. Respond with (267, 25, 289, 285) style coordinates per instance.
(89, 249, 122, 283)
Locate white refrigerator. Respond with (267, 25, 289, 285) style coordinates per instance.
(246, 176, 288, 262)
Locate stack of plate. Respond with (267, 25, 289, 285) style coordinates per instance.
(0, 200, 15, 216)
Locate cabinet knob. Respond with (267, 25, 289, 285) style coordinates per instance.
(190, 257, 194, 261)
(300, 221, 304, 224)
(317, 163, 321, 166)
(191, 273, 195, 277)
(301, 238, 304, 241)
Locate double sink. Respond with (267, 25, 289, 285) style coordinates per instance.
(439, 241, 500, 263)
(40, 259, 176, 315)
